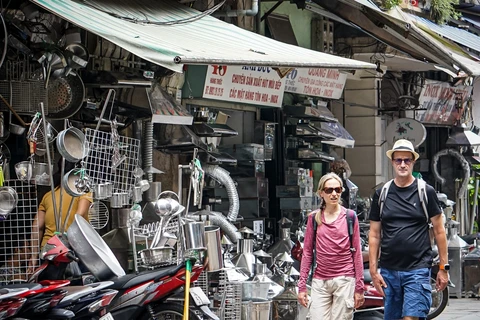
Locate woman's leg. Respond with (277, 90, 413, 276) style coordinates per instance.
(310, 278, 334, 319)
(331, 276, 356, 320)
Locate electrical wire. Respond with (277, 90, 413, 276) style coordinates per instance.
(81, 0, 227, 26)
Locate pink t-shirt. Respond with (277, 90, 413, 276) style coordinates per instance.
(298, 206, 365, 293)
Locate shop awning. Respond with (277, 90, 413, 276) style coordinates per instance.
(32, 0, 376, 73)
(311, 0, 480, 76)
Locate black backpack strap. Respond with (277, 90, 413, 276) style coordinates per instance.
(346, 209, 356, 252)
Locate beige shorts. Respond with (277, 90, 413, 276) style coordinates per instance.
(309, 276, 355, 320)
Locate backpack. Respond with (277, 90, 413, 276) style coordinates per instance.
(378, 178, 429, 223)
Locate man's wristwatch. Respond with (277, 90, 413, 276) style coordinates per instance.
(439, 264, 450, 271)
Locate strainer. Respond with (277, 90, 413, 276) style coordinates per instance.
(0, 186, 18, 216)
(47, 72, 85, 120)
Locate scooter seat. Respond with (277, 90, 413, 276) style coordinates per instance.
(110, 263, 185, 290)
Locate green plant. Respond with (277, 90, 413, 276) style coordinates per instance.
(382, 0, 401, 9)
(430, 0, 460, 24)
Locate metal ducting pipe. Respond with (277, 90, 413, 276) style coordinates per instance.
(213, 0, 258, 17)
(432, 148, 470, 199)
(204, 165, 239, 222)
(143, 120, 154, 182)
(189, 210, 241, 243)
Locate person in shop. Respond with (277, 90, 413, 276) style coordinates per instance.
(297, 172, 364, 319)
(330, 159, 352, 207)
(368, 139, 448, 320)
(27, 159, 92, 274)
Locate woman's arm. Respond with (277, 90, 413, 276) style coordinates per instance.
(298, 211, 317, 293)
(352, 214, 364, 293)
(76, 198, 92, 219)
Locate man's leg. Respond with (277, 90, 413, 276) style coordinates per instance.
(310, 278, 333, 319)
(380, 268, 404, 320)
(401, 268, 432, 320)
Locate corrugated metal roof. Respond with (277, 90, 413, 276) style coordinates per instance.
(33, 0, 375, 73)
(408, 13, 480, 53)
(462, 15, 480, 30)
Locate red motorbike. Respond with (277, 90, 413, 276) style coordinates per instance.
(30, 234, 218, 320)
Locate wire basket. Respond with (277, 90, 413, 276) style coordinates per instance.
(0, 80, 47, 115)
(0, 180, 38, 285)
(83, 128, 140, 195)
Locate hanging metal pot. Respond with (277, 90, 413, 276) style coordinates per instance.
(0, 186, 18, 217)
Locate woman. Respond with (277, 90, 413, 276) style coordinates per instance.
(297, 172, 364, 319)
(28, 160, 92, 272)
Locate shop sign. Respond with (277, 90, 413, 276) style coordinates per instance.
(203, 65, 285, 107)
(385, 118, 426, 148)
(284, 68, 347, 99)
(416, 80, 473, 125)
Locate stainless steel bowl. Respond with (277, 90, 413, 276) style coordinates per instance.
(139, 247, 173, 266)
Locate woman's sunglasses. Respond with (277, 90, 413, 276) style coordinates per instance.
(322, 187, 342, 194)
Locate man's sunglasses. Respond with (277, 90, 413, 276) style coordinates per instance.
(323, 187, 343, 194)
(393, 158, 413, 165)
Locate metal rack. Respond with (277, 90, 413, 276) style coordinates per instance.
(198, 269, 242, 320)
(0, 180, 38, 285)
(0, 80, 47, 115)
(83, 128, 140, 194)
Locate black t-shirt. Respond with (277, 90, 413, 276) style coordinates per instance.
(369, 179, 442, 271)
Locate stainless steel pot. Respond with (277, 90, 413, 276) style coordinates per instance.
(56, 127, 89, 162)
(67, 214, 125, 280)
(110, 192, 128, 208)
(139, 247, 173, 266)
(0, 186, 18, 216)
(93, 182, 113, 200)
(183, 221, 206, 251)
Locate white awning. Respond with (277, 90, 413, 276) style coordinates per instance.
(33, 0, 376, 73)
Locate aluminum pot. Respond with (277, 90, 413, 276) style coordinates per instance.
(139, 247, 173, 266)
(110, 192, 128, 208)
(93, 182, 113, 200)
(0, 186, 18, 216)
(56, 127, 89, 162)
(67, 214, 125, 280)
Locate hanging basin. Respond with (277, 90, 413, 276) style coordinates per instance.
(67, 214, 125, 280)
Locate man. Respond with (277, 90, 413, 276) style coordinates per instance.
(368, 139, 448, 320)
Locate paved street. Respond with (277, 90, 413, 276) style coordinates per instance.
(435, 297, 480, 320)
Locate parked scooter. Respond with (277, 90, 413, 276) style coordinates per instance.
(29, 232, 218, 320)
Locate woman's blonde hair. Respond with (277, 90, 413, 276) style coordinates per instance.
(311, 172, 343, 226)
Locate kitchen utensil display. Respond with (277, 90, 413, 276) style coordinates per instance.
(88, 201, 109, 230)
(56, 127, 88, 162)
(67, 214, 125, 280)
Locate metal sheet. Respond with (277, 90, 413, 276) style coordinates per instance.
(33, 0, 376, 72)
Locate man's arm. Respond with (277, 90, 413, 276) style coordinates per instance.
(431, 213, 448, 291)
(368, 220, 381, 275)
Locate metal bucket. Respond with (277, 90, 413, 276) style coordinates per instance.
(241, 300, 271, 320)
(183, 221, 206, 251)
(56, 127, 89, 162)
(205, 225, 223, 271)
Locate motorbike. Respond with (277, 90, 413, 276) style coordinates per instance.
(29, 233, 218, 320)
